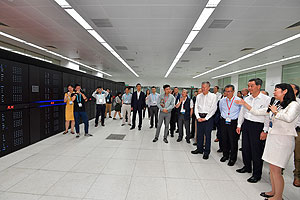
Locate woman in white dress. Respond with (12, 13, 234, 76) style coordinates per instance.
(235, 83, 300, 200)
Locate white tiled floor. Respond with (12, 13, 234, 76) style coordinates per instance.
(0, 117, 300, 200)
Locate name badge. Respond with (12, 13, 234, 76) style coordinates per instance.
(225, 117, 231, 125)
(106, 99, 109, 102)
(69, 101, 73, 105)
(78, 103, 82, 107)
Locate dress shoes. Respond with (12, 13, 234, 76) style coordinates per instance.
(227, 160, 235, 166)
(191, 149, 203, 154)
(220, 157, 228, 162)
(236, 167, 251, 173)
(152, 138, 158, 142)
(163, 138, 168, 143)
(247, 176, 261, 183)
(150, 126, 153, 129)
(217, 149, 223, 153)
(186, 139, 190, 144)
(130, 127, 135, 130)
(203, 154, 209, 160)
(138, 127, 141, 131)
(177, 138, 182, 142)
(260, 192, 274, 198)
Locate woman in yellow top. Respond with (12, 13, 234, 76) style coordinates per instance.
(64, 84, 75, 134)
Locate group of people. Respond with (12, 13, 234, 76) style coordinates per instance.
(63, 79, 300, 200)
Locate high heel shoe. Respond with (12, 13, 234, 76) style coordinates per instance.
(260, 192, 274, 198)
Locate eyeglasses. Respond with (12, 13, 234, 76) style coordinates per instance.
(225, 91, 233, 93)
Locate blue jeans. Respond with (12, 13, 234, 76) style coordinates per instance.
(74, 111, 89, 134)
(196, 117, 214, 156)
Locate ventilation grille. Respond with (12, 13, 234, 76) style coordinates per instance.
(176, 67, 183, 69)
(91, 19, 113, 27)
(181, 60, 190, 62)
(189, 47, 203, 51)
(0, 22, 9, 27)
(286, 21, 300, 29)
(208, 20, 232, 29)
(132, 66, 139, 68)
(126, 58, 134, 61)
(218, 60, 227, 63)
(241, 47, 255, 51)
(106, 134, 126, 140)
(115, 46, 128, 50)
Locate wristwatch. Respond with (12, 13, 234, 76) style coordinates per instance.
(263, 131, 268, 134)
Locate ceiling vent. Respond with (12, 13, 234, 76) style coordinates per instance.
(240, 47, 255, 52)
(72, 57, 82, 60)
(176, 66, 183, 69)
(208, 20, 232, 29)
(45, 45, 57, 49)
(218, 60, 227, 63)
(0, 22, 9, 27)
(126, 58, 134, 61)
(181, 60, 190, 62)
(189, 47, 203, 51)
(286, 21, 300, 29)
(115, 46, 128, 50)
(91, 19, 113, 27)
(132, 66, 139, 68)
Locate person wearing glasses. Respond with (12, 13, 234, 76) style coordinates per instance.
(219, 85, 242, 166)
(235, 83, 300, 200)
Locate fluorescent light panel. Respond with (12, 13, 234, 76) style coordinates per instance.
(0, 31, 111, 76)
(212, 54, 300, 79)
(193, 32, 300, 78)
(164, 0, 221, 78)
(54, 0, 139, 77)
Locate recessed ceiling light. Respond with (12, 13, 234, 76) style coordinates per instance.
(0, 31, 111, 76)
(212, 54, 300, 79)
(53, 0, 139, 77)
(193, 32, 300, 78)
(164, 0, 222, 78)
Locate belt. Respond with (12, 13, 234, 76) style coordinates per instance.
(198, 113, 207, 118)
(221, 117, 238, 121)
(296, 126, 300, 132)
(150, 105, 158, 107)
(123, 103, 131, 105)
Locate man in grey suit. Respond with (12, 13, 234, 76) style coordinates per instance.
(153, 84, 175, 143)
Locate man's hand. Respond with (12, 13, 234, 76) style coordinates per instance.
(260, 132, 267, 140)
(197, 118, 206, 122)
(236, 127, 241, 134)
(131, 107, 133, 111)
(163, 109, 168, 113)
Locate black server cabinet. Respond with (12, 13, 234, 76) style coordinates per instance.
(0, 59, 30, 157)
(82, 77, 95, 120)
(29, 66, 64, 143)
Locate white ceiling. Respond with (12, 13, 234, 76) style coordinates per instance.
(0, 0, 299, 85)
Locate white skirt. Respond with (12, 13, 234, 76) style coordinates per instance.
(262, 133, 295, 168)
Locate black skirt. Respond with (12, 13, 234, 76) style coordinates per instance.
(115, 103, 121, 111)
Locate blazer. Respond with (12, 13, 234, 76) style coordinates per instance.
(250, 101, 300, 136)
(131, 91, 146, 110)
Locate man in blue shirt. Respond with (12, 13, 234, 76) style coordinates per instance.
(219, 84, 241, 166)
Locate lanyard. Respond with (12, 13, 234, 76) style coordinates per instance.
(77, 93, 82, 103)
(226, 97, 235, 115)
(164, 95, 169, 104)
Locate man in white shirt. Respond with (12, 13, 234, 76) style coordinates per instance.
(236, 78, 270, 183)
(92, 86, 108, 127)
(214, 86, 222, 101)
(191, 81, 218, 160)
(291, 83, 300, 187)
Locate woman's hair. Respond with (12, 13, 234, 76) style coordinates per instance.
(275, 83, 296, 109)
(117, 92, 121, 96)
(146, 89, 150, 94)
(67, 84, 74, 88)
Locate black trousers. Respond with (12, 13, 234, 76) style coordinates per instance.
(143, 106, 150, 118)
(242, 119, 265, 178)
(132, 108, 143, 128)
(150, 106, 158, 127)
(196, 117, 214, 156)
(216, 119, 223, 150)
(220, 118, 238, 161)
(178, 114, 190, 140)
(191, 113, 196, 138)
(170, 109, 179, 133)
(95, 104, 106, 125)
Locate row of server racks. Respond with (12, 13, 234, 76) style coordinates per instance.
(0, 49, 125, 158)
